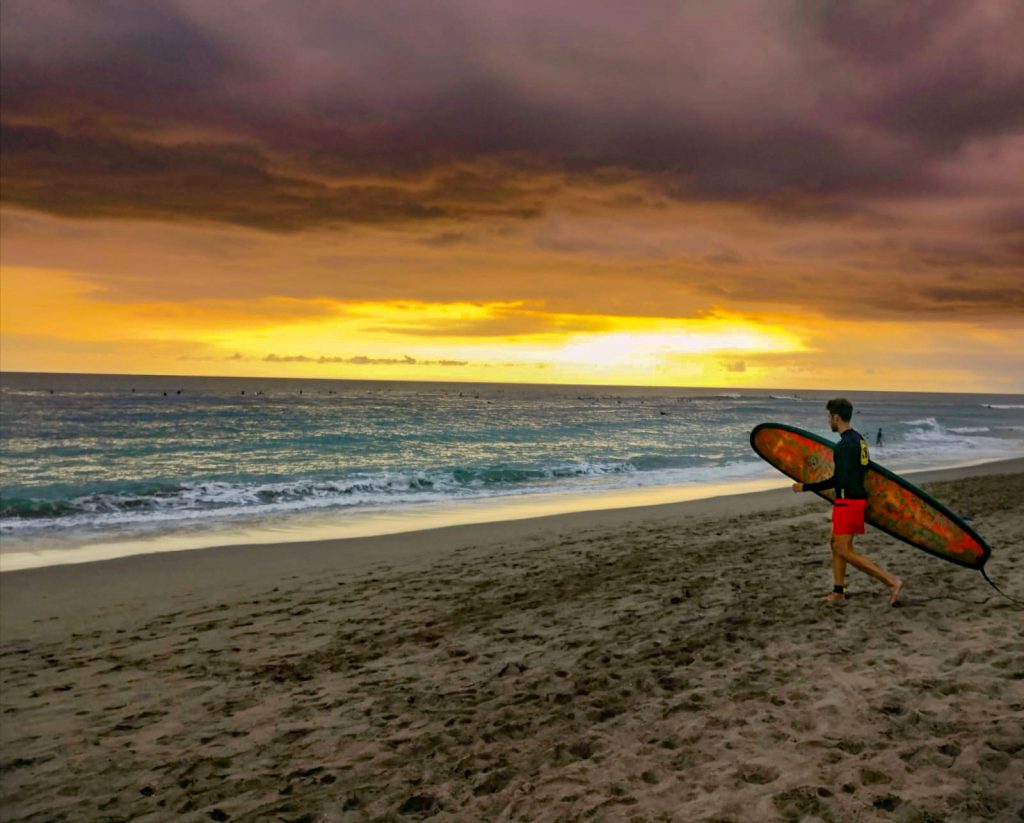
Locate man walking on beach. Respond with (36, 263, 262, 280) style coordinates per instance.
(792, 398, 903, 605)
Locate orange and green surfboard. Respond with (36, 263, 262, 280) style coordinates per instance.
(750, 422, 990, 570)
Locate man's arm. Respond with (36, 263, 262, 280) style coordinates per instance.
(800, 474, 837, 493)
(794, 444, 847, 493)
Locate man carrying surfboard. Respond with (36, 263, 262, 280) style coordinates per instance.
(791, 398, 903, 605)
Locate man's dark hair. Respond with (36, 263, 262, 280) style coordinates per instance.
(826, 397, 854, 422)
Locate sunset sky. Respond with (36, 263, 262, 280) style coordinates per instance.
(2, 1, 1022, 391)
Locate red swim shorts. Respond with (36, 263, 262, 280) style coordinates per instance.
(832, 498, 867, 535)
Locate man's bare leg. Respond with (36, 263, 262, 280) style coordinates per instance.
(833, 534, 903, 605)
(822, 542, 848, 601)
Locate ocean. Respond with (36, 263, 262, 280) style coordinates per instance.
(2, 372, 1023, 570)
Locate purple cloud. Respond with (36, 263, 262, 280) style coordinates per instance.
(2, 0, 1021, 227)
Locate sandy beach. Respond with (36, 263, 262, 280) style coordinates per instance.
(2, 460, 1022, 822)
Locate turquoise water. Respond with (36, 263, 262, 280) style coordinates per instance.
(2, 372, 1022, 565)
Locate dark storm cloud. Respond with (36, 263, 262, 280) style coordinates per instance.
(901, 286, 1024, 317)
(695, 265, 1024, 321)
(0, 0, 242, 139)
(0, 125, 556, 229)
(3, 0, 1023, 229)
(808, 0, 1024, 150)
(0, 125, 445, 229)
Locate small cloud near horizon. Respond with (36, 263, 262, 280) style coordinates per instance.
(263, 353, 469, 367)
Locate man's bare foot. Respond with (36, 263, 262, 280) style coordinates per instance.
(820, 592, 846, 602)
(889, 579, 903, 606)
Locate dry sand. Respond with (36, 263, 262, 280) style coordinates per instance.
(2, 461, 1023, 822)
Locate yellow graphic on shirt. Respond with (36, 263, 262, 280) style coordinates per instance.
(861, 441, 870, 465)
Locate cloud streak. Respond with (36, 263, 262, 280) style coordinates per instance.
(263, 353, 469, 367)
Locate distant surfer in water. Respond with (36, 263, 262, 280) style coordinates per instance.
(792, 398, 903, 605)
(876, 428, 884, 448)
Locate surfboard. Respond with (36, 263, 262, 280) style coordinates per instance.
(750, 422, 990, 570)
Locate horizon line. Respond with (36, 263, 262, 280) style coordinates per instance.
(1, 369, 1020, 397)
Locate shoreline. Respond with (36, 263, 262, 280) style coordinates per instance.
(3, 453, 1022, 575)
(3, 456, 1022, 642)
(0, 471, 784, 574)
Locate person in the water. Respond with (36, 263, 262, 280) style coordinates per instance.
(792, 398, 903, 605)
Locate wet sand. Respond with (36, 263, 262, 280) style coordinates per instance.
(2, 460, 1022, 821)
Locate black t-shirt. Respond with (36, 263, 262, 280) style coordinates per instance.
(804, 428, 869, 500)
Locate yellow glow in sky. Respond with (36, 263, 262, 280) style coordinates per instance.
(2, 266, 805, 385)
(2, 263, 1021, 392)
(557, 326, 800, 367)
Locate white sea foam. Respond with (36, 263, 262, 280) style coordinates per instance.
(880, 416, 1022, 472)
(902, 417, 942, 427)
(0, 458, 775, 536)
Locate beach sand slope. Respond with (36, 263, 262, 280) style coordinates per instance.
(2, 471, 1022, 821)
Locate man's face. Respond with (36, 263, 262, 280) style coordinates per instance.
(828, 412, 841, 432)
